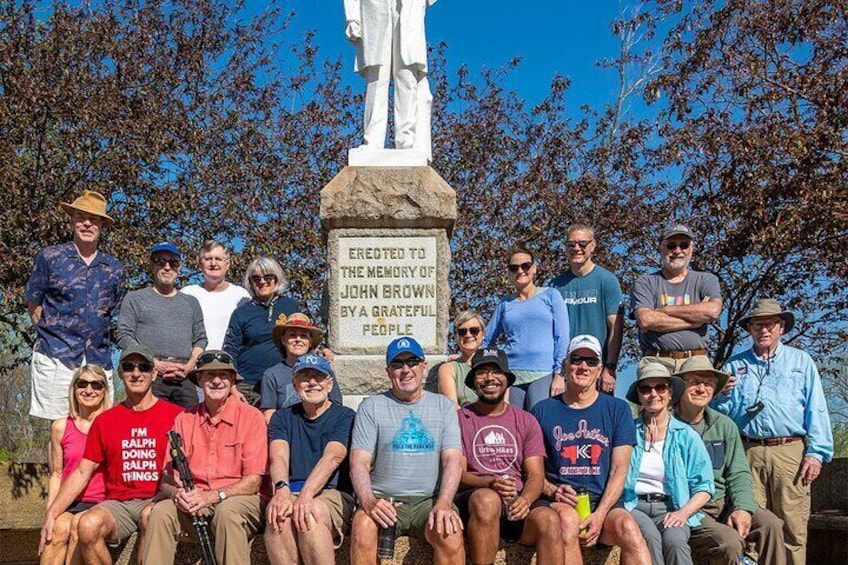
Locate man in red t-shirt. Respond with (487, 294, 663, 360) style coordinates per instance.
(456, 348, 564, 565)
(40, 344, 183, 563)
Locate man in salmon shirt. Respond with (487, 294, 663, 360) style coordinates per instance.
(144, 350, 267, 564)
(40, 344, 183, 562)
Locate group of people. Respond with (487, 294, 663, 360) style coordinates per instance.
(27, 190, 833, 565)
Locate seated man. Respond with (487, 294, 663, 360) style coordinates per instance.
(349, 337, 465, 565)
(674, 357, 786, 564)
(457, 348, 563, 565)
(265, 353, 356, 564)
(144, 350, 267, 564)
(40, 345, 183, 563)
(531, 335, 651, 564)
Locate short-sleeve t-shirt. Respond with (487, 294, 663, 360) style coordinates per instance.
(260, 360, 343, 411)
(458, 404, 546, 493)
(268, 402, 356, 492)
(351, 391, 461, 497)
(531, 393, 636, 497)
(180, 283, 250, 350)
(84, 399, 183, 501)
(630, 269, 721, 352)
(550, 266, 623, 361)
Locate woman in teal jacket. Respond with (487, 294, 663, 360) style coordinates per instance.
(624, 361, 714, 565)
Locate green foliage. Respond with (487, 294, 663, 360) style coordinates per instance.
(833, 423, 848, 459)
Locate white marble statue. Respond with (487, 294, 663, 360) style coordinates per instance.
(344, 0, 436, 162)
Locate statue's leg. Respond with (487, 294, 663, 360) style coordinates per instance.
(363, 63, 390, 149)
(413, 76, 433, 159)
(393, 62, 419, 150)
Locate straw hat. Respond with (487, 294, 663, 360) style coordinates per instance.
(60, 190, 114, 227)
(271, 313, 325, 349)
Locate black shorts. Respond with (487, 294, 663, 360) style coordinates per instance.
(67, 500, 97, 515)
(455, 488, 551, 543)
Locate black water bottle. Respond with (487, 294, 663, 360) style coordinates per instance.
(377, 497, 396, 560)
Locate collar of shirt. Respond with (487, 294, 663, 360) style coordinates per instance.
(199, 395, 238, 427)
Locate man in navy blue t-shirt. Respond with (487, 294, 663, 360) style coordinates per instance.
(264, 354, 355, 564)
(532, 335, 651, 564)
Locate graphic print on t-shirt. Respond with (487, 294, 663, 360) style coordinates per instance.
(660, 293, 692, 307)
(392, 411, 435, 452)
(562, 288, 599, 306)
(552, 419, 610, 476)
(120, 427, 160, 483)
(471, 424, 519, 474)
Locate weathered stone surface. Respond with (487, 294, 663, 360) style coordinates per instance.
(319, 166, 457, 233)
(334, 355, 445, 399)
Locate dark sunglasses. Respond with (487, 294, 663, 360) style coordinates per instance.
(75, 379, 106, 391)
(507, 261, 533, 273)
(457, 326, 482, 337)
(665, 241, 691, 251)
(249, 274, 276, 284)
(566, 240, 592, 250)
(569, 355, 601, 367)
(197, 351, 235, 366)
(389, 357, 423, 370)
(638, 382, 670, 395)
(152, 257, 181, 269)
(121, 361, 154, 373)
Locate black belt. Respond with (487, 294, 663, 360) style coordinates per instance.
(637, 493, 668, 503)
(742, 435, 804, 447)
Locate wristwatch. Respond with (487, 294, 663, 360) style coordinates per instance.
(274, 480, 290, 494)
(217, 490, 227, 503)
(604, 362, 618, 372)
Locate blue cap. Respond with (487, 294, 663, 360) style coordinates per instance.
(292, 353, 333, 378)
(385, 337, 425, 364)
(150, 241, 181, 258)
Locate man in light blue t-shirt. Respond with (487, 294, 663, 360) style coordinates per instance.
(550, 224, 624, 394)
(349, 337, 465, 564)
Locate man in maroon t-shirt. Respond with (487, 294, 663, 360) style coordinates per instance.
(40, 344, 183, 563)
(456, 348, 563, 565)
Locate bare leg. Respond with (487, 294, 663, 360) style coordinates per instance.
(464, 488, 503, 564)
(515, 506, 564, 565)
(424, 517, 466, 565)
(76, 507, 119, 565)
(350, 509, 379, 565)
(293, 499, 338, 565)
(599, 508, 652, 565)
(40, 512, 72, 565)
(550, 502, 583, 564)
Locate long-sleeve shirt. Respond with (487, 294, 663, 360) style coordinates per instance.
(483, 287, 569, 380)
(713, 343, 833, 463)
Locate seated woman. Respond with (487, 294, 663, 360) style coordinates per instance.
(438, 310, 485, 409)
(259, 313, 342, 422)
(623, 361, 714, 565)
(41, 366, 110, 565)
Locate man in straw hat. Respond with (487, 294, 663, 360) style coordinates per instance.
(144, 349, 267, 564)
(673, 356, 786, 564)
(713, 298, 833, 565)
(26, 190, 125, 420)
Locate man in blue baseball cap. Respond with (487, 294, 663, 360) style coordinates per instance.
(349, 338, 466, 564)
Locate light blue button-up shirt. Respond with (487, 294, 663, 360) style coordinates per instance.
(712, 343, 833, 463)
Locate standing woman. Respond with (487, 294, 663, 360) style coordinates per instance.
(483, 245, 570, 410)
(623, 361, 714, 565)
(41, 366, 110, 565)
(224, 257, 303, 406)
(438, 310, 486, 409)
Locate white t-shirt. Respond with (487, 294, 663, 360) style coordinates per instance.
(181, 283, 250, 349)
(635, 439, 666, 495)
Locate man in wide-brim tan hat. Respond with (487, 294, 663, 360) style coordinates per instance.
(25, 189, 125, 421)
(674, 356, 787, 565)
(713, 298, 833, 565)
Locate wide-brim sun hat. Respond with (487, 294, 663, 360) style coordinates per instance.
(271, 313, 325, 349)
(672, 356, 729, 393)
(739, 298, 795, 333)
(187, 350, 242, 385)
(626, 360, 685, 405)
(60, 190, 114, 227)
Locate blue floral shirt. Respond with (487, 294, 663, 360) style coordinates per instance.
(25, 242, 125, 368)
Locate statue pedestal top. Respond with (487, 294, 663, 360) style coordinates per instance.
(348, 147, 430, 167)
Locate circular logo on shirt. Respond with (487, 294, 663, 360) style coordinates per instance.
(471, 424, 519, 474)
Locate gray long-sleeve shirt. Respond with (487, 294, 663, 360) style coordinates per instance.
(117, 287, 207, 359)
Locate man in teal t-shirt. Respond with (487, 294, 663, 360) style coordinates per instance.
(550, 224, 623, 393)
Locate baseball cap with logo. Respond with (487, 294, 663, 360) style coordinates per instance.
(292, 353, 333, 378)
(567, 334, 603, 358)
(659, 223, 695, 243)
(466, 348, 516, 389)
(385, 337, 425, 364)
(150, 241, 181, 258)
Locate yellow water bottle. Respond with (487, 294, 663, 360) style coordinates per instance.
(575, 487, 592, 534)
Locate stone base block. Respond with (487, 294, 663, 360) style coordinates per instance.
(334, 355, 447, 399)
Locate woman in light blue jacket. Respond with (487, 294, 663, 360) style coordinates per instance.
(624, 361, 714, 565)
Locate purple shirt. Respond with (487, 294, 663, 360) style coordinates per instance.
(458, 404, 546, 493)
(25, 242, 125, 368)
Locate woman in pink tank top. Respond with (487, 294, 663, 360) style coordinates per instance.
(41, 365, 111, 565)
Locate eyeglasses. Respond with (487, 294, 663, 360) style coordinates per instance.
(389, 357, 423, 370)
(197, 351, 235, 366)
(475, 368, 505, 378)
(152, 257, 181, 269)
(665, 241, 691, 251)
(638, 382, 670, 395)
(685, 378, 717, 388)
(569, 355, 601, 367)
(200, 256, 227, 263)
(507, 261, 533, 273)
(121, 361, 154, 373)
(75, 379, 106, 391)
(749, 320, 780, 332)
(249, 274, 276, 284)
(566, 240, 592, 250)
(457, 326, 482, 337)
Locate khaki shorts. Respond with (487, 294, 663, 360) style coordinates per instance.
(374, 495, 457, 541)
(96, 498, 155, 543)
(290, 490, 354, 548)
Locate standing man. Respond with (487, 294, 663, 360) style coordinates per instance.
(349, 337, 465, 565)
(673, 356, 786, 564)
(265, 353, 356, 565)
(631, 223, 723, 372)
(532, 335, 651, 564)
(456, 348, 563, 565)
(550, 223, 624, 393)
(144, 350, 267, 564)
(117, 242, 207, 409)
(181, 240, 250, 350)
(39, 345, 183, 562)
(26, 190, 125, 419)
(713, 299, 833, 565)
